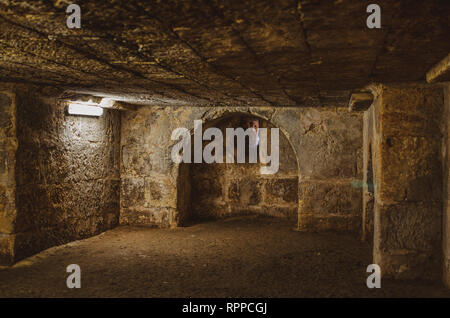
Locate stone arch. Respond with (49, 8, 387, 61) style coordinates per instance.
(172, 110, 301, 227)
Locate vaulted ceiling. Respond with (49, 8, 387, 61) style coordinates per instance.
(0, 0, 449, 106)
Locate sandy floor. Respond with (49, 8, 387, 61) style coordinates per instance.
(0, 216, 449, 298)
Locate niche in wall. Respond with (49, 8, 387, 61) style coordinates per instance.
(177, 112, 299, 225)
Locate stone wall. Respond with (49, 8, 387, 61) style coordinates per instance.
(443, 83, 450, 288)
(120, 106, 363, 231)
(0, 85, 17, 265)
(9, 85, 120, 263)
(366, 83, 443, 281)
(189, 114, 298, 223)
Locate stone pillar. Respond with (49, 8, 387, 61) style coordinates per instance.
(0, 87, 17, 265)
(443, 83, 450, 287)
(372, 84, 443, 281)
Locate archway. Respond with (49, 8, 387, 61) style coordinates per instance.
(362, 143, 374, 247)
(176, 112, 300, 226)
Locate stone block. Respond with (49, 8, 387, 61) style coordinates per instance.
(298, 214, 360, 232)
(378, 202, 441, 252)
(379, 136, 441, 203)
(380, 85, 443, 137)
(120, 177, 145, 208)
(121, 145, 152, 176)
(299, 181, 362, 216)
(192, 173, 223, 201)
(278, 134, 298, 175)
(119, 207, 172, 227)
(296, 109, 362, 179)
(0, 93, 13, 132)
(144, 177, 177, 208)
(227, 179, 261, 206)
(261, 206, 298, 221)
(265, 178, 298, 203)
(192, 203, 229, 220)
(0, 234, 15, 265)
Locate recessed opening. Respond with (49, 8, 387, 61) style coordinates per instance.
(177, 113, 299, 226)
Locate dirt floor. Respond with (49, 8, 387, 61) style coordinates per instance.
(0, 215, 449, 298)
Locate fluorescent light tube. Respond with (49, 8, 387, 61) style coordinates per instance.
(68, 103, 104, 117)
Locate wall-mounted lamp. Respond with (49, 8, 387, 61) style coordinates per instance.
(67, 100, 104, 117)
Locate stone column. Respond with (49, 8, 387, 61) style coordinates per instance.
(372, 84, 443, 281)
(0, 87, 17, 265)
(443, 83, 450, 287)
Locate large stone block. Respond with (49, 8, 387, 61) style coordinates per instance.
(121, 145, 153, 176)
(0, 234, 15, 265)
(298, 214, 360, 232)
(149, 150, 175, 174)
(265, 178, 298, 203)
(270, 108, 300, 139)
(227, 179, 262, 206)
(278, 134, 298, 175)
(144, 176, 177, 208)
(296, 109, 363, 179)
(120, 177, 145, 208)
(380, 85, 443, 137)
(192, 203, 229, 220)
(0, 148, 16, 187)
(192, 173, 223, 201)
(374, 248, 441, 281)
(378, 202, 441, 252)
(260, 206, 298, 221)
(119, 207, 172, 227)
(121, 110, 146, 145)
(379, 136, 441, 203)
(0, 93, 13, 133)
(299, 181, 362, 216)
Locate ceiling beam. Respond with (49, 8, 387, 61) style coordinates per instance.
(426, 53, 450, 83)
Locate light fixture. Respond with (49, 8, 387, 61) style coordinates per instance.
(67, 100, 104, 117)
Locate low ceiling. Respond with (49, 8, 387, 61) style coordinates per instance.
(0, 0, 449, 106)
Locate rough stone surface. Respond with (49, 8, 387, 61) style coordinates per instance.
(299, 181, 362, 232)
(0, 86, 17, 265)
(366, 83, 444, 281)
(120, 106, 363, 231)
(0, 1, 449, 106)
(442, 83, 450, 288)
(11, 85, 121, 262)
